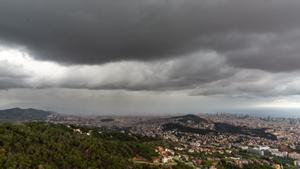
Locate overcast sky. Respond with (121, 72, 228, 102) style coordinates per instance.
(1, 0, 300, 116)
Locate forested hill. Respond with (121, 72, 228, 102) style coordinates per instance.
(0, 108, 53, 121)
(0, 122, 191, 169)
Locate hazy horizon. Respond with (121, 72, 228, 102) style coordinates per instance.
(2, 105, 300, 119)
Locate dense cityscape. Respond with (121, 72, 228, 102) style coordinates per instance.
(39, 109, 300, 169)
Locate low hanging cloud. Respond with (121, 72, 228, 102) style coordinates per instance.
(2, 48, 300, 99)
(0, 0, 300, 73)
(191, 70, 300, 97)
(0, 49, 234, 91)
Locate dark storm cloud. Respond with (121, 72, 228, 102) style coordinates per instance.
(0, 79, 27, 89)
(226, 31, 300, 72)
(0, 0, 300, 72)
(0, 63, 28, 89)
(0, 50, 235, 91)
(190, 70, 300, 97)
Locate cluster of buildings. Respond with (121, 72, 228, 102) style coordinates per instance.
(247, 145, 288, 157)
(49, 113, 300, 168)
(129, 114, 300, 168)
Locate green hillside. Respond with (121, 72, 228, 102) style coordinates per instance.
(0, 122, 169, 169)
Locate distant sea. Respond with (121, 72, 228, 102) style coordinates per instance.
(226, 108, 300, 118)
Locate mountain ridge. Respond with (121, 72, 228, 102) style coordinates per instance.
(0, 107, 54, 121)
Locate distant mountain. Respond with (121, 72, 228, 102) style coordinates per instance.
(0, 108, 54, 121)
(171, 114, 212, 124)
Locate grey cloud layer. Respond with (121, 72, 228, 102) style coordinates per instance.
(0, 59, 29, 89)
(59, 53, 234, 90)
(1, 0, 300, 72)
(0, 51, 234, 91)
(1, 0, 300, 100)
(1, 50, 300, 98)
(192, 70, 300, 97)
